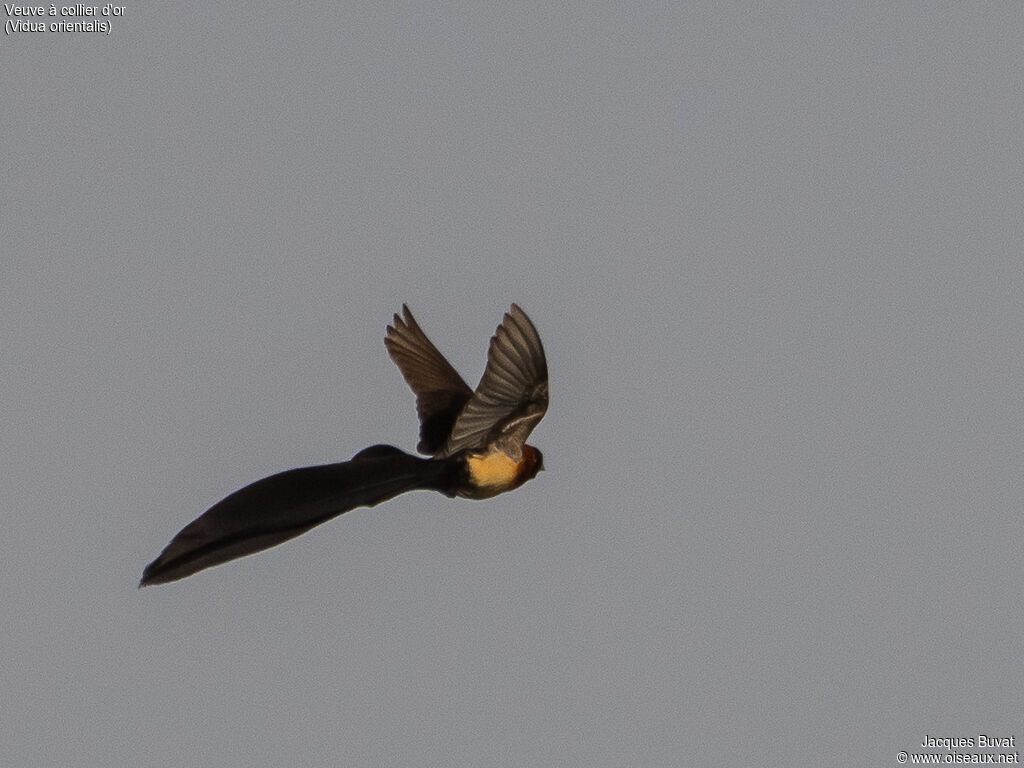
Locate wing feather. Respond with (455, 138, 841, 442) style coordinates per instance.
(385, 305, 473, 455)
(441, 304, 548, 458)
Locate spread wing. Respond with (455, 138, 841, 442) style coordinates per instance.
(440, 304, 548, 459)
(385, 305, 473, 455)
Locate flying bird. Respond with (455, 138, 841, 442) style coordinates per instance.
(139, 304, 548, 586)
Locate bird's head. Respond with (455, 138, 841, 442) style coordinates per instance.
(515, 444, 544, 486)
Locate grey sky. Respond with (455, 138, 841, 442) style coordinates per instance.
(4, 3, 1022, 766)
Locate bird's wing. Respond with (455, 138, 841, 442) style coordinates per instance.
(385, 305, 474, 455)
(441, 304, 548, 459)
(140, 446, 458, 586)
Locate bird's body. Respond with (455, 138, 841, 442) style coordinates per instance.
(140, 304, 548, 586)
(462, 444, 543, 499)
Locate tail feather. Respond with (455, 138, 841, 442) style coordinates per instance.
(140, 446, 458, 586)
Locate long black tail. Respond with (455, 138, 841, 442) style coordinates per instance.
(140, 445, 461, 586)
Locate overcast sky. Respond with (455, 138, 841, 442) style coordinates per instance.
(4, 3, 1023, 766)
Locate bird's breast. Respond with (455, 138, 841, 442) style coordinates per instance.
(461, 450, 525, 499)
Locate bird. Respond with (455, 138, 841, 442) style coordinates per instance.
(139, 303, 548, 586)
